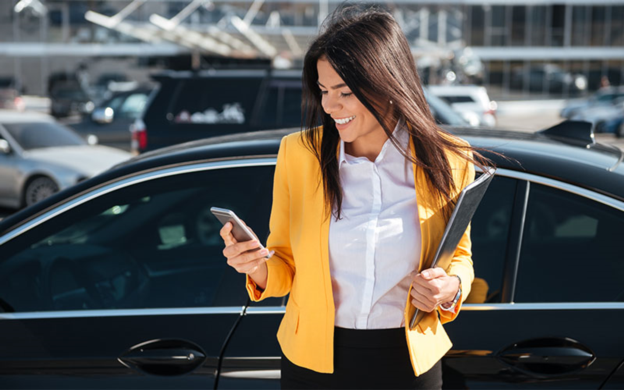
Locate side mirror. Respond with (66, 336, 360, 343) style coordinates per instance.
(92, 107, 114, 124)
(0, 139, 11, 154)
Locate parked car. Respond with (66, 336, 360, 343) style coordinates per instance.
(560, 86, 624, 119)
(132, 69, 467, 154)
(90, 73, 139, 104)
(569, 99, 624, 138)
(428, 85, 497, 127)
(511, 64, 587, 95)
(69, 87, 153, 151)
(49, 82, 95, 118)
(0, 76, 25, 111)
(0, 110, 131, 209)
(0, 120, 623, 388)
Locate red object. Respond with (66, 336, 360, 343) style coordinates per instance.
(130, 119, 147, 153)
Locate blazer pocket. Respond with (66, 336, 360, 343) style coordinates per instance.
(283, 297, 301, 335)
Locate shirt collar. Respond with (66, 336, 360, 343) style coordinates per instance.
(338, 118, 408, 167)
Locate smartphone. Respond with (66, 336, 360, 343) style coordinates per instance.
(210, 207, 273, 259)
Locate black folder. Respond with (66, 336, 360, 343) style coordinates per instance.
(409, 166, 496, 330)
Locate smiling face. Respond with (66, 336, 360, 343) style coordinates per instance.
(317, 57, 392, 159)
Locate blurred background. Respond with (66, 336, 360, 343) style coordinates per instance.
(0, 0, 623, 216)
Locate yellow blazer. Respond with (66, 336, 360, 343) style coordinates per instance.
(246, 129, 475, 376)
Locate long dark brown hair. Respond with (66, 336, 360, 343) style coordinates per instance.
(301, 4, 491, 220)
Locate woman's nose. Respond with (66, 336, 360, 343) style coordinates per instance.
(322, 94, 341, 114)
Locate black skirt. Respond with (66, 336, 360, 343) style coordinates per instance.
(280, 327, 442, 390)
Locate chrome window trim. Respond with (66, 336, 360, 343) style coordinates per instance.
(0, 158, 277, 246)
(0, 306, 245, 320)
(245, 307, 287, 315)
(490, 168, 624, 212)
(247, 302, 624, 314)
(4, 302, 624, 320)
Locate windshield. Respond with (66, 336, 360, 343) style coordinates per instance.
(3, 121, 86, 150)
(53, 88, 88, 100)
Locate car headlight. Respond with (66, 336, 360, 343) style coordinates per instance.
(84, 101, 95, 113)
(575, 76, 587, 90)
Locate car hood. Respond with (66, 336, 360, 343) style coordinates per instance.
(23, 145, 132, 176)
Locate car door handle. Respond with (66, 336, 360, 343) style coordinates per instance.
(497, 337, 596, 377)
(122, 348, 205, 365)
(119, 339, 207, 376)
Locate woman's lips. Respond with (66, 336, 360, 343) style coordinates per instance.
(335, 116, 355, 130)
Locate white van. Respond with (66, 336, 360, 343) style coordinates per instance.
(428, 85, 497, 127)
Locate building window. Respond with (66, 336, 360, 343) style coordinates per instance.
(611, 6, 624, 46)
(469, 5, 485, 46)
(571, 6, 590, 46)
(550, 5, 566, 47)
(529, 6, 547, 46)
(590, 6, 607, 47)
(490, 6, 508, 46)
(511, 6, 526, 46)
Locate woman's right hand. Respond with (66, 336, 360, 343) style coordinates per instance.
(220, 221, 271, 290)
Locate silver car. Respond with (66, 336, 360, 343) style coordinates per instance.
(0, 110, 131, 209)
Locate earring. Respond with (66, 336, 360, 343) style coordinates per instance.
(389, 100, 393, 104)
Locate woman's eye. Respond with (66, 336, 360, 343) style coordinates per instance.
(320, 90, 328, 95)
(341, 92, 353, 97)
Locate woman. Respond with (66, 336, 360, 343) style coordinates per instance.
(220, 5, 489, 389)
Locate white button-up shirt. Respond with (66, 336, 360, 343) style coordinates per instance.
(329, 121, 421, 329)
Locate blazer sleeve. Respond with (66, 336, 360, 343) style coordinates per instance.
(437, 153, 476, 324)
(246, 135, 296, 301)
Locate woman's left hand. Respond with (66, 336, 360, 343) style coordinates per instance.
(410, 268, 460, 312)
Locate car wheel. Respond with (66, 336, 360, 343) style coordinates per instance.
(24, 177, 59, 207)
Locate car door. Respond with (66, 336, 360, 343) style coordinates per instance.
(0, 159, 275, 388)
(443, 171, 624, 388)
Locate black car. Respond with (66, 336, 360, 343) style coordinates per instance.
(49, 82, 94, 118)
(69, 88, 153, 151)
(0, 122, 623, 389)
(132, 69, 467, 154)
(511, 64, 588, 95)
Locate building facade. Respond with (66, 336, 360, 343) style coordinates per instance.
(1, 0, 623, 99)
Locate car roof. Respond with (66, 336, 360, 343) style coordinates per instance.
(0, 110, 55, 123)
(427, 85, 488, 96)
(151, 68, 302, 81)
(1, 123, 622, 234)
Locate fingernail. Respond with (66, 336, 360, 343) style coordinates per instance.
(260, 249, 269, 256)
(267, 250, 275, 258)
(422, 271, 430, 278)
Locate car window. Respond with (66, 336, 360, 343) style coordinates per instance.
(119, 93, 148, 119)
(441, 96, 477, 104)
(423, 89, 467, 126)
(106, 96, 125, 112)
(515, 183, 624, 303)
(169, 78, 263, 125)
(2, 122, 86, 150)
(259, 80, 301, 127)
(0, 165, 277, 312)
(467, 176, 517, 304)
